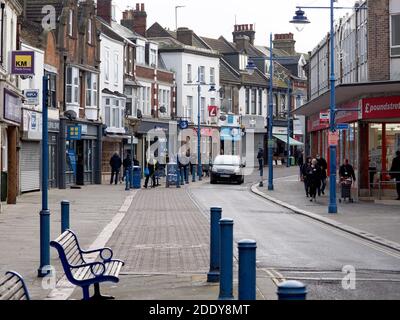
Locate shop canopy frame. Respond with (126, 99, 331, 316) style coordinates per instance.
(273, 134, 304, 146)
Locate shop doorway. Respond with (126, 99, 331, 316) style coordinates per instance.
(76, 140, 85, 186)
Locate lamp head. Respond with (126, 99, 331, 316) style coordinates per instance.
(290, 8, 310, 32)
(209, 85, 217, 97)
(245, 60, 257, 76)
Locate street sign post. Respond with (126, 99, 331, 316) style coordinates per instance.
(320, 112, 329, 125)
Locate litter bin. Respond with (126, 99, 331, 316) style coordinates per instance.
(290, 156, 295, 166)
(1, 172, 7, 202)
(132, 166, 142, 189)
(166, 163, 178, 188)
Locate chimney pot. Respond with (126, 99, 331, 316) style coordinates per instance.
(141, 3, 145, 11)
(136, 3, 140, 11)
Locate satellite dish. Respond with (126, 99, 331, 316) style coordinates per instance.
(219, 115, 227, 122)
(159, 106, 167, 114)
(137, 109, 143, 119)
(64, 110, 77, 120)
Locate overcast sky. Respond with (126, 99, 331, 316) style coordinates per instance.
(113, 0, 358, 53)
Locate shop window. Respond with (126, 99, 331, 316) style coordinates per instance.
(385, 124, 400, 169)
(369, 123, 383, 172)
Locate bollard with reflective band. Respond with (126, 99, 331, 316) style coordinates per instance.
(277, 280, 307, 300)
(238, 239, 257, 300)
(219, 218, 234, 300)
(207, 207, 222, 283)
(61, 200, 70, 234)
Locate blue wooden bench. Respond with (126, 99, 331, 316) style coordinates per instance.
(50, 230, 125, 300)
(0, 271, 30, 300)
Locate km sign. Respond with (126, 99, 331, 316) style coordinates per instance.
(11, 51, 35, 75)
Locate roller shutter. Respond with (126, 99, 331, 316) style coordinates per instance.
(20, 142, 40, 192)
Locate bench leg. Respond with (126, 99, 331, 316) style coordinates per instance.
(82, 286, 91, 301)
(91, 283, 115, 300)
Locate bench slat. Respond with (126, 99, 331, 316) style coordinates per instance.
(0, 281, 24, 300)
(0, 277, 20, 297)
(0, 274, 14, 288)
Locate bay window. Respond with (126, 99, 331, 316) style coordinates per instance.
(86, 73, 97, 107)
(136, 45, 145, 65)
(66, 66, 79, 105)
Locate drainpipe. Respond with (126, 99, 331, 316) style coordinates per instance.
(0, 3, 5, 65)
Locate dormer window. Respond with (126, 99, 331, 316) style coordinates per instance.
(150, 49, 157, 68)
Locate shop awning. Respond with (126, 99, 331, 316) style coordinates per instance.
(293, 80, 400, 117)
(273, 134, 304, 146)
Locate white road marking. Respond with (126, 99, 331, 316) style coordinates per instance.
(46, 191, 137, 300)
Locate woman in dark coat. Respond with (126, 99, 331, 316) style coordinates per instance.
(307, 159, 322, 202)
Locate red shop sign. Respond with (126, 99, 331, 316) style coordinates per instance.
(362, 96, 400, 120)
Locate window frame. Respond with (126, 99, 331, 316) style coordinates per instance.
(66, 66, 79, 105)
(199, 66, 205, 84)
(210, 67, 215, 85)
(114, 52, 119, 85)
(187, 64, 192, 83)
(86, 73, 98, 108)
(391, 13, 400, 57)
(87, 18, 92, 44)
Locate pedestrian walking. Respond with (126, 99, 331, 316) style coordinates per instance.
(109, 153, 122, 185)
(307, 159, 322, 202)
(316, 154, 328, 196)
(390, 151, 400, 200)
(144, 157, 157, 189)
(301, 157, 312, 198)
(257, 148, 264, 172)
(339, 159, 356, 203)
(297, 151, 304, 180)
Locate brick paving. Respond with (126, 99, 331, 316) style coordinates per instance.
(107, 187, 209, 274)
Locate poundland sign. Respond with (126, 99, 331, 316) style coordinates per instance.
(362, 96, 400, 120)
(11, 51, 35, 75)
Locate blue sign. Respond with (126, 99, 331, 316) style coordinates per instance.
(221, 127, 241, 142)
(67, 149, 77, 176)
(179, 120, 189, 130)
(67, 125, 82, 140)
(337, 123, 350, 131)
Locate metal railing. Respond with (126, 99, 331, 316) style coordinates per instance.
(368, 171, 400, 200)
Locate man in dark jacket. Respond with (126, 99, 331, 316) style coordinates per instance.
(390, 151, 400, 200)
(144, 158, 157, 189)
(316, 155, 328, 195)
(339, 159, 356, 181)
(110, 153, 122, 185)
(122, 154, 132, 183)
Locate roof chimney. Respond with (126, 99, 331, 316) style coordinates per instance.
(177, 27, 194, 46)
(235, 35, 250, 52)
(273, 33, 296, 55)
(121, 3, 147, 37)
(233, 23, 256, 45)
(97, 0, 112, 25)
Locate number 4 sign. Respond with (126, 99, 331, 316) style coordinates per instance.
(208, 105, 218, 117)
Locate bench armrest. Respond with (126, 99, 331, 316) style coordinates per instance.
(81, 247, 114, 262)
(70, 262, 106, 277)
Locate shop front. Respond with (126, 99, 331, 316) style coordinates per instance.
(59, 118, 102, 189)
(305, 95, 400, 200)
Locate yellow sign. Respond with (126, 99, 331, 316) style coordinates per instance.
(15, 55, 32, 68)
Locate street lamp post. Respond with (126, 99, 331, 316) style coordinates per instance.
(268, 33, 274, 191)
(290, 1, 367, 214)
(286, 79, 291, 168)
(38, 75, 51, 277)
(185, 67, 216, 182)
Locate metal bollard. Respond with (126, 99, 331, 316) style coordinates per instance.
(219, 218, 234, 300)
(61, 200, 70, 234)
(238, 240, 257, 300)
(125, 169, 130, 191)
(277, 281, 307, 300)
(207, 207, 222, 283)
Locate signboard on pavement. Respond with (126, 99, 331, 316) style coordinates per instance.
(67, 149, 77, 177)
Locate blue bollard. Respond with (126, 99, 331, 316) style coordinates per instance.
(125, 169, 130, 191)
(277, 281, 307, 300)
(61, 200, 70, 234)
(238, 239, 257, 300)
(207, 207, 222, 283)
(219, 218, 234, 300)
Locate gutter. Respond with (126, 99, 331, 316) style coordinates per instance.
(0, 2, 5, 65)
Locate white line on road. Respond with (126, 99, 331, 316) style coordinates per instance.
(46, 190, 138, 301)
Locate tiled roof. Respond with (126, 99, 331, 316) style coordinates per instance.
(201, 36, 238, 54)
(220, 59, 240, 84)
